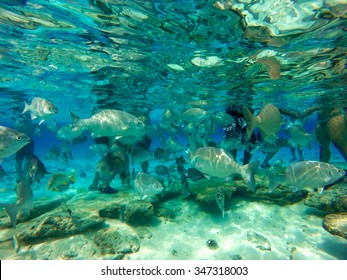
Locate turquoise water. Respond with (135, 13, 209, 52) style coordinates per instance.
(0, 0, 347, 260)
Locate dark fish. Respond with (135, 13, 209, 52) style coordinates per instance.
(215, 187, 225, 218)
(154, 147, 170, 161)
(186, 167, 205, 182)
(154, 165, 169, 176)
(28, 155, 48, 183)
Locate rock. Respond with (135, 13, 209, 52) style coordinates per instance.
(12, 235, 98, 260)
(98, 204, 125, 219)
(134, 227, 152, 239)
(17, 212, 104, 243)
(191, 180, 236, 214)
(305, 183, 347, 213)
(322, 213, 347, 240)
(94, 228, 140, 256)
(190, 175, 308, 213)
(247, 230, 271, 251)
(124, 200, 155, 226)
(0, 195, 73, 229)
(234, 175, 308, 205)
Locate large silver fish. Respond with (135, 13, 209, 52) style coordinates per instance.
(0, 126, 31, 159)
(134, 172, 164, 198)
(181, 108, 209, 123)
(268, 161, 345, 192)
(22, 97, 58, 125)
(0, 179, 33, 228)
(242, 103, 282, 144)
(71, 109, 145, 138)
(188, 147, 260, 192)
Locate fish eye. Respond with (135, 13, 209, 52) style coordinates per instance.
(16, 136, 22, 140)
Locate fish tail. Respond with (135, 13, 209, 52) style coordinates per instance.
(266, 171, 285, 192)
(21, 100, 30, 115)
(242, 105, 257, 141)
(1, 203, 19, 228)
(241, 160, 260, 192)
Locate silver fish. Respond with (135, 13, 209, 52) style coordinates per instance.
(181, 108, 209, 123)
(188, 147, 260, 191)
(268, 161, 345, 192)
(215, 187, 225, 218)
(0, 126, 31, 159)
(22, 97, 58, 125)
(71, 109, 145, 138)
(243, 103, 281, 144)
(134, 172, 164, 198)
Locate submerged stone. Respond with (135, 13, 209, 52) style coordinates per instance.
(94, 228, 140, 255)
(0, 195, 73, 229)
(247, 230, 271, 251)
(17, 212, 104, 242)
(124, 200, 155, 226)
(322, 213, 347, 240)
(305, 183, 347, 213)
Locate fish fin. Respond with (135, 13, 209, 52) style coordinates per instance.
(266, 171, 285, 192)
(21, 100, 30, 115)
(2, 203, 19, 228)
(242, 105, 257, 142)
(13, 234, 21, 253)
(241, 160, 260, 192)
(38, 119, 44, 125)
(30, 114, 37, 121)
(70, 112, 80, 123)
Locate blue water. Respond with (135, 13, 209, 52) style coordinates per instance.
(0, 0, 347, 260)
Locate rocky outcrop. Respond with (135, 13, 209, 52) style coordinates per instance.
(16, 212, 104, 243)
(123, 200, 155, 226)
(0, 195, 73, 229)
(305, 183, 347, 213)
(94, 227, 140, 257)
(322, 213, 347, 240)
(190, 175, 308, 215)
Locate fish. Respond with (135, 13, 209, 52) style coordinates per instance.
(90, 143, 110, 157)
(242, 103, 282, 144)
(0, 179, 33, 228)
(134, 172, 164, 198)
(130, 146, 152, 164)
(27, 155, 48, 183)
(47, 173, 76, 192)
(22, 97, 58, 125)
(267, 161, 345, 192)
(0, 126, 31, 160)
(181, 108, 209, 124)
(188, 147, 260, 191)
(286, 121, 314, 148)
(56, 123, 84, 141)
(215, 186, 225, 218)
(154, 147, 170, 161)
(259, 137, 288, 153)
(154, 165, 169, 176)
(44, 145, 60, 161)
(71, 109, 146, 138)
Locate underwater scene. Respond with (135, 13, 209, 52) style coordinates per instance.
(0, 0, 347, 260)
